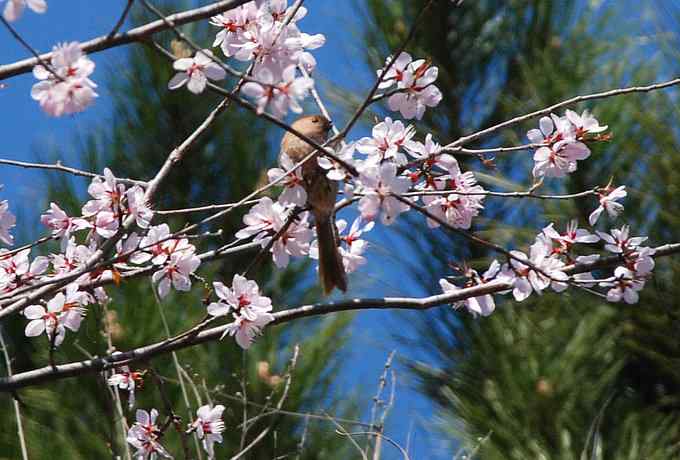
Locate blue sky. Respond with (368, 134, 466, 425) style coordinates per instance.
(1, 1, 451, 458)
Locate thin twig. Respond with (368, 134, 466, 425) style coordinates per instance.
(0, 326, 29, 460)
(152, 283, 204, 460)
(445, 77, 680, 149)
(2, 243, 679, 392)
(231, 345, 299, 460)
(107, 0, 135, 40)
(0, 158, 147, 186)
(345, 431, 411, 460)
(326, 413, 369, 460)
(0, 15, 63, 81)
(0, 0, 254, 80)
(337, 0, 436, 139)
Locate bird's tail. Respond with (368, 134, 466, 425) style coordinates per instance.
(315, 216, 348, 294)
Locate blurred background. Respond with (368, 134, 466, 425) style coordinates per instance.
(2, 0, 680, 458)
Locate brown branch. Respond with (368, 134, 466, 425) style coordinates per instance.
(0, 0, 253, 80)
(3, 242, 679, 392)
(445, 77, 680, 149)
(337, 0, 436, 139)
(107, 0, 135, 40)
(0, 158, 147, 186)
(1, 15, 63, 81)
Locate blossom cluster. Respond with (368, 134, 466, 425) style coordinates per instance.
(527, 109, 608, 179)
(31, 42, 98, 117)
(167, 0, 323, 119)
(235, 113, 484, 275)
(126, 409, 173, 460)
(207, 274, 275, 349)
(125, 405, 225, 459)
(440, 217, 657, 317)
(376, 52, 443, 120)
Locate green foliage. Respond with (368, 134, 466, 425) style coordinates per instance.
(362, 0, 680, 458)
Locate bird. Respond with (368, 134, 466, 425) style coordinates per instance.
(280, 114, 347, 294)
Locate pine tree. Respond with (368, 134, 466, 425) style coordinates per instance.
(361, 1, 680, 457)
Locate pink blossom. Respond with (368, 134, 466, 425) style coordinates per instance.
(439, 260, 501, 317)
(126, 186, 153, 229)
(221, 313, 274, 350)
(270, 211, 313, 268)
(3, 0, 46, 21)
(82, 168, 125, 217)
(356, 117, 416, 166)
(0, 248, 48, 293)
(241, 65, 313, 117)
(596, 225, 647, 255)
(168, 49, 226, 94)
(223, 1, 324, 74)
(405, 133, 442, 160)
(127, 409, 173, 459)
(236, 198, 312, 267)
(235, 197, 283, 241)
(108, 364, 143, 409)
(23, 284, 90, 347)
(376, 51, 413, 90)
(152, 251, 201, 298)
(208, 274, 272, 321)
(317, 142, 356, 181)
(40, 202, 87, 238)
(0, 200, 16, 246)
(309, 217, 374, 273)
(268, 153, 307, 206)
(498, 237, 569, 302)
(50, 237, 94, 277)
(377, 52, 443, 120)
(210, 4, 259, 57)
(133, 225, 195, 266)
(600, 267, 644, 304)
(31, 42, 97, 117)
(357, 162, 411, 225)
(542, 220, 599, 255)
(565, 109, 608, 135)
(420, 158, 485, 229)
(528, 114, 590, 178)
(191, 404, 225, 458)
(588, 185, 626, 226)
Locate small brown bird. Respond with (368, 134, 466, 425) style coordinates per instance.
(280, 114, 347, 294)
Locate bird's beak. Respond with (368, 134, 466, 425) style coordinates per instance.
(325, 119, 333, 131)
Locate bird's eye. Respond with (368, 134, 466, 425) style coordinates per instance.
(312, 117, 319, 123)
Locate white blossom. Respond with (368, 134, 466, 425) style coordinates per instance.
(589, 185, 627, 226)
(127, 409, 173, 459)
(268, 153, 307, 206)
(191, 404, 225, 458)
(31, 42, 97, 117)
(356, 117, 417, 166)
(377, 52, 443, 120)
(241, 65, 313, 117)
(152, 250, 201, 298)
(3, 0, 46, 21)
(0, 200, 16, 246)
(357, 162, 411, 225)
(168, 49, 226, 94)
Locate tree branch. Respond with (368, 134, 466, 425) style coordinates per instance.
(0, 0, 253, 80)
(2, 241, 678, 393)
(445, 77, 680, 149)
